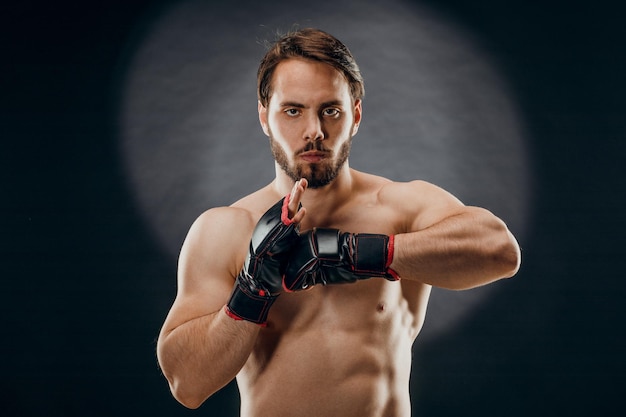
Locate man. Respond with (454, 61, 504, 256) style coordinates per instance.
(156, 28, 521, 417)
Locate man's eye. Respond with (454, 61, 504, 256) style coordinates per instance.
(323, 108, 340, 117)
(285, 109, 300, 116)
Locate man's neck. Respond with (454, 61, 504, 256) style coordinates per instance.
(272, 163, 354, 215)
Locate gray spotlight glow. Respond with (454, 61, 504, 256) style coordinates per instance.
(118, 0, 531, 341)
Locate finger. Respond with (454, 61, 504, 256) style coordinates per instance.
(288, 179, 306, 211)
(288, 179, 307, 219)
(291, 206, 307, 224)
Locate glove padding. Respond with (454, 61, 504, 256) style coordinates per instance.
(283, 228, 399, 292)
(226, 196, 300, 325)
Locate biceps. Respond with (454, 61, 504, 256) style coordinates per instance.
(168, 246, 240, 334)
(162, 274, 234, 337)
(165, 207, 251, 331)
(387, 180, 467, 232)
(409, 195, 466, 232)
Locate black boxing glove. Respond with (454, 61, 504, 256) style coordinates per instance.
(225, 196, 300, 325)
(283, 228, 399, 291)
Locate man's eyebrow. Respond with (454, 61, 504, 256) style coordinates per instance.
(279, 101, 306, 108)
(279, 100, 345, 108)
(320, 100, 344, 108)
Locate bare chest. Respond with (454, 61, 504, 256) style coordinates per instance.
(239, 280, 422, 417)
(299, 200, 402, 236)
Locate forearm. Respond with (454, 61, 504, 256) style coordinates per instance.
(157, 308, 259, 409)
(391, 207, 521, 290)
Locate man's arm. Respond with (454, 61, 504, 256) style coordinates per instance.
(157, 185, 306, 409)
(388, 180, 521, 290)
(156, 207, 260, 409)
(282, 179, 519, 291)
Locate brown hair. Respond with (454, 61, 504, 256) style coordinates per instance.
(257, 28, 364, 107)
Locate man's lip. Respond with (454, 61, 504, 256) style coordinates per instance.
(299, 151, 328, 162)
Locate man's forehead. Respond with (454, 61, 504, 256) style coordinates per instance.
(270, 59, 351, 105)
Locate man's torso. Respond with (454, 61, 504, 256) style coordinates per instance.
(232, 172, 431, 417)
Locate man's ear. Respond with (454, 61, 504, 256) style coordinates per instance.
(351, 99, 362, 136)
(258, 101, 270, 137)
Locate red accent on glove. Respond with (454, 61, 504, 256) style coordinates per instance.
(223, 305, 268, 328)
(386, 235, 400, 280)
(281, 193, 295, 226)
(224, 305, 243, 321)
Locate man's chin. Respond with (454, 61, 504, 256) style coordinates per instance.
(305, 179, 333, 189)
(294, 162, 343, 189)
(303, 172, 339, 189)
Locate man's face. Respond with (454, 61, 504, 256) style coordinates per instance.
(258, 58, 361, 188)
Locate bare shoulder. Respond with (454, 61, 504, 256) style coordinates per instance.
(352, 171, 455, 201)
(377, 178, 467, 231)
(179, 185, 283, 290)
(187, 185, 279, 240)
(378, 179, 461, 203)
(187, 205, 256, 259)
(177, 205, 255, 295)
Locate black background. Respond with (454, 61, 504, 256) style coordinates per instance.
(2, 0, 625, 416)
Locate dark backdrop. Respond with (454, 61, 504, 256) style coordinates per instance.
(2, 0, 624, 416)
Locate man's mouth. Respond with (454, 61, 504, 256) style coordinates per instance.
(298, 151, 328, 163)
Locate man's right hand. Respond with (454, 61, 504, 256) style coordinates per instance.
(225, 180, 307, 325)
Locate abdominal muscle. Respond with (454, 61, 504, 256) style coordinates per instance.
(237, 279, 426, 417)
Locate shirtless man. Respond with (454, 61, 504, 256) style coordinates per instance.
(156, 28, 521, 417)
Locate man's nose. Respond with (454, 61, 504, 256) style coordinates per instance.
(303, 114, 324, 141)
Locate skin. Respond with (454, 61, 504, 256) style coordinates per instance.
(157, 58, 521, 416)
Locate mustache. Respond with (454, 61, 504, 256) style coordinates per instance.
(297, 142, 332, 154)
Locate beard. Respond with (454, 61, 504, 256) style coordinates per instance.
(269, 136, 352, 189)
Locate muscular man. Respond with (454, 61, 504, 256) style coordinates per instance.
(156, 28, 521, 417)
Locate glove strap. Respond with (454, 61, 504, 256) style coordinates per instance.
(225, 279, 277, 326)
(352, 233, 400, 280)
